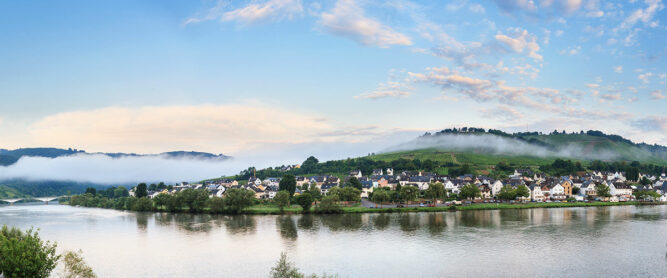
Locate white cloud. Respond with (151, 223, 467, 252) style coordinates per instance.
(585, 83, 600, 88)
(480, 105, 524, 121)
(319, 0, 412, 48)
(495, 29, 543, 61)
(11, 104, 338, 155)
(599, 93, 621, 102)
(469, 4, 486, 13)
(614, 65, 623, 73)
(650, 90, 665, 99)
(619, 0, 664, 29)
(185, 0, 303, 25)
(638, 72, 653, 83)
(355, 81, 412, 99)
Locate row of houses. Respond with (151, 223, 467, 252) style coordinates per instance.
(135, 169, 667, 202)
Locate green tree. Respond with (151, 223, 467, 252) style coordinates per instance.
(346, 177, 362, 190)
(295, 193, 314, 211)
(84, 187, 96, 196)
(307, 186, 322, 200)
(224, 188, 255, 213)
(0, 225, 60, 278)
(498, 185, 517, 200)
(459, 184, 481, 200)
(314, 196, 342, 214)
(60, 250, 96, 278)
(399, 186, 419, 204)
(595, 183, 612, 198)
(207, 196, 226, 214)
(135, 183, 148, 198)
(340, 186, 361, 202)
(327, 186, 343, 200)
(515, 185, 530, 200)
(425, 182, 446, 204)
(571, 186, 581, 195)
(279, 174, 297, 196)
(131, 197, 153, 212)
(626, 167, 639, 181)
(113, 186, 129, 198)
(371, 190, 390, 208)
(179, 189, 209, 213)
(274, 191, 291, 212)
(640, 176, 651, 185)
(270, 252, 303, 278)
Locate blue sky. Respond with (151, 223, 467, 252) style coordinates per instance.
(0, 0, 665, 159)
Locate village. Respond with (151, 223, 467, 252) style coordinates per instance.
(142, 167, 667, 204)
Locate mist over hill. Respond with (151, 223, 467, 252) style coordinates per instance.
(382, 128, 667, 164)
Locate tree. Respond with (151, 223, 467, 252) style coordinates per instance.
(626, 167, 639, 181)
(307, 186, 322, 200)
(274, 191, 291, 212)
(498, 185, 517, 201)
(148, 184, 158, 192)
(340, 187, 361, 202)
(640, 176, 651, 185)
(224, 188, 255, 213)
(113, 186, 129, 198)
(60, 250, 96, 278)
(515, 185, 530, 200)
(346, 177, 362, 190)
(0, 225, 60, 278)
(571, 186, 581, 195)
(207, 196, 226, 214)
(327, 186, 343, 200)
(314, 196, 342, 214)
(179, 189, 209, 213)
(425, 182, 446, 204)
(595, 183, 612, 198)
(459, 184, 481, 200)
(400, 186, 419, 204)
(135, 183, 148, 198)
(371, 190, 390, 208)
(270, 253, 303, 278)
(131, 197, 153, 212)
(279, 174, 297, 196)
(295, 193, 314, 211)
(84, 187, 96, 196)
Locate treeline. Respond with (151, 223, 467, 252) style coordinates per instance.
(588, 160, 665, 180)
(69, 188, 256, 214)
(233, 156, 462, 181)
(539, 159, 585, 176)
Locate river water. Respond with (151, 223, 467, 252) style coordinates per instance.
(1, 203, 666, 277)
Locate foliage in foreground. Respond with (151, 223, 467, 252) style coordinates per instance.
(270, 252, 337, 278)
(60, 250, 96, 278)
(0, 225, 60, 278)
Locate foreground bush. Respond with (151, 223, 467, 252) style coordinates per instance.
(313, 196, 342, 214)
(0, 225, 60, 278)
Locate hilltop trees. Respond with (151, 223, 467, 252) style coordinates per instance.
(279, 174, 297, 196)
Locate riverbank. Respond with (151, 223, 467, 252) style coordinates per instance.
(242, 201, 666, 215)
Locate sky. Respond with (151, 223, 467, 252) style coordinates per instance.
(0, 0, 666, 163)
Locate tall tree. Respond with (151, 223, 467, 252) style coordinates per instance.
(135, 183, 148, 198)
(498, 185, 516, 200)
(595, 183, 612, 198)
(295, 193, 314, 211)
(459, 184, 481, 200)
(274, 191, 290, 212)
(279, 174, 297, 196)
(371, 190, 390, 208)
(400, 186, 419, 204)
(346, 177, 362, 190)
(515, 185, 530, 199)
(426, 182, 446, 204)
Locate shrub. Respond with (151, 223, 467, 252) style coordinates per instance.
(0, 226, 60, 278)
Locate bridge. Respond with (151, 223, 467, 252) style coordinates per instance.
(0, 196, 69, 205)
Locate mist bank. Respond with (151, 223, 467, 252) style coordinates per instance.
(381, 133, 626, 161)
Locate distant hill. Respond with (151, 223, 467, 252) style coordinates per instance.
(0, 148, 231, 166)
(376, 128, 667, 165)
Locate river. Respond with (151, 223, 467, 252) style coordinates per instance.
(1, 203, 666, 277)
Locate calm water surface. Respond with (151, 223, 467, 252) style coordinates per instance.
(1, 203, 666, 277)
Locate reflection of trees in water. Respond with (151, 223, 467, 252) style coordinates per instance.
(154, 213, 174, 227)
(457, 210, 499, 228)
(399, 213, 420, 234)
(224, 215, 256, 235)
(372, 214, 391, 231)
(320, 214, 363, 231)
(277, 216, 298, 240)
(297, 214, 315, 230)
(135, 212, 149, 231)
(427, 213, 446, 236)
(174, 213, 213, 233)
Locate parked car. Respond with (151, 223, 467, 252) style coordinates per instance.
(397, 203, 405, 208)
(419, 203, 425, 207)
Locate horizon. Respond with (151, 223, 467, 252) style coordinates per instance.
(0, 0, 665, 160)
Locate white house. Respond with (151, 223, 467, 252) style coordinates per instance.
(491, 180, 504, 196)
(529, 184, 544, 202)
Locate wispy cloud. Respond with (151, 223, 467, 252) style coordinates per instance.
(319, 0, 412, 48)
(355, 81, 412, 99)
(185, 0, 303, 25)
(495, 28, 543, 61)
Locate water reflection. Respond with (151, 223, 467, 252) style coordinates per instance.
(224, 215, 256, 235)
(427, 213, 446, 235)
(398, 213, 420, 234)
(277, 216, 298, 240)
(297, 214, 315, 230)
(136, 212, 149, 231)
(372, 214, 391, 231)
(321, 214, 363, 231)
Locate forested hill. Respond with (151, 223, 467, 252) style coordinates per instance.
(0, 148, 230, 166)
(394, 128, 667, 164)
